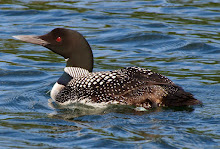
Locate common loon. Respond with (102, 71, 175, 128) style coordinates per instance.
(13, 28, 202, 108)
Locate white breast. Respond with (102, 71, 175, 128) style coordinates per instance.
(50, 82, 65, 101)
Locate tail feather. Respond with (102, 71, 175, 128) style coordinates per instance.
(162, 86, 202, 107)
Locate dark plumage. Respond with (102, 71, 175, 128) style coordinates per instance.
(13, 28, 202, 108)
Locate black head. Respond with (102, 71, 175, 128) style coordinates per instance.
(13, 28, 94, 72)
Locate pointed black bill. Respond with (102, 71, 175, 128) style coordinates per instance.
(13, 35, 49, 46)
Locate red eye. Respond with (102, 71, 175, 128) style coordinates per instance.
(56, 37, 62, 42)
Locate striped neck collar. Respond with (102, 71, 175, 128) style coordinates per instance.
(64, 67, 90, 78)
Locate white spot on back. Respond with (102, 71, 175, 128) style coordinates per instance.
(112, 76, 116, 79)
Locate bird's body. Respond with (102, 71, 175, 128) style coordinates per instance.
(13, 28, 202, 108)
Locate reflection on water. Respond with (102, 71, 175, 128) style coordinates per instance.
(0, 0, 220, 148)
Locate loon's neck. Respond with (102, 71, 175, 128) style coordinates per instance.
(64, 67, 90, 78)
(64, 33, 94, 72)
(66, 55, 93, 72)
(56, 67, 89, 86)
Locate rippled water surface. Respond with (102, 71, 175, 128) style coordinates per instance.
(0, 0, 220, 148)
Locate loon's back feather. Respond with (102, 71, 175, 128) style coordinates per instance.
(53, 67, 200, 108)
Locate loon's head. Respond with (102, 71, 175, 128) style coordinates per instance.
(13, 28, 93, 72)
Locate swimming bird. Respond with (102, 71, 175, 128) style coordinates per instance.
(13, 28, 202, 109)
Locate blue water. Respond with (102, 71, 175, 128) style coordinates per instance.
(0, 0, 219, 148)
